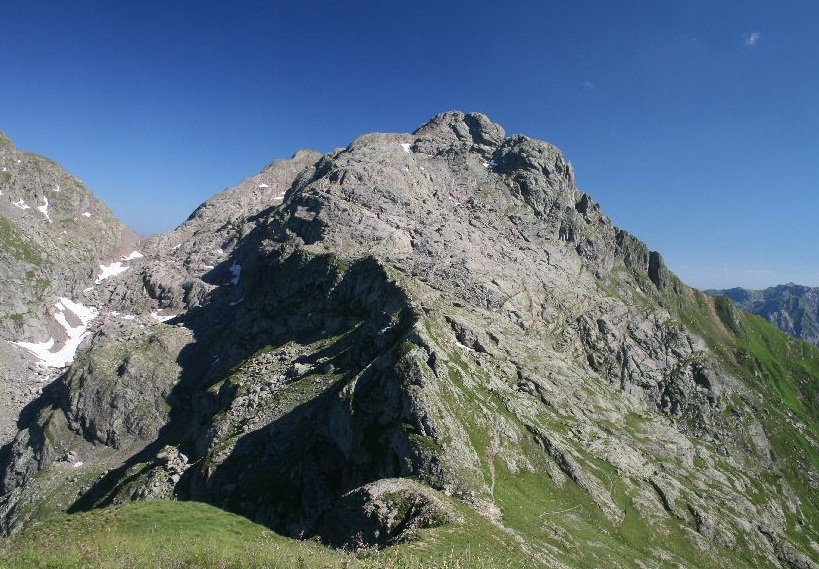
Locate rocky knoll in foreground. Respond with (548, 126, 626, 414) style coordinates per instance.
(0, 131, 138, 444)
(2, 113, 819, 569)
(711, 284, 819, 349)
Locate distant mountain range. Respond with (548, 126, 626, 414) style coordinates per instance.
(709, 284, 819, 348)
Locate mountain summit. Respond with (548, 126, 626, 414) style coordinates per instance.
(2, 113, 819, 568)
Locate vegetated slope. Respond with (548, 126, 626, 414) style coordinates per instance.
(0, 131, 138, 444)
(2, 113, 819, 569)
(0, 499, 530, 569)
(711, 284, 819, 348)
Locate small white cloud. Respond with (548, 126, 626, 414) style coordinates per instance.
(582, 80, 594, 91)
(744, 32, 761, 47)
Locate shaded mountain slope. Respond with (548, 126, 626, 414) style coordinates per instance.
(711, 284, 819, 348)
(2, 113, 819, 568)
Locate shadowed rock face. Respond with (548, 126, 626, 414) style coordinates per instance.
(2, 113, 819, 568)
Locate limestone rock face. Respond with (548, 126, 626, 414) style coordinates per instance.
(0, 131, 138, 444)
(2, 114, 819, 569)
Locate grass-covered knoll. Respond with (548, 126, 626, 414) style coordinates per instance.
(0, 500, 528, 569)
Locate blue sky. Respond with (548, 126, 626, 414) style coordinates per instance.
(1, 1, 817, 289)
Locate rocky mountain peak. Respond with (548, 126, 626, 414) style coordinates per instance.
(2, 113, 819, 568)
(411, 110, 505, 156)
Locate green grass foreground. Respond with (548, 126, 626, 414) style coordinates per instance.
(0, 500, 524, 569)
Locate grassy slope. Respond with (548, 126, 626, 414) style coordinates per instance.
(427, 322, 779, 569)
(0, 500, 531, 569)
(678, 290, 819, 551)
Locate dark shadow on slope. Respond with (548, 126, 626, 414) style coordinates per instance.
(0, 380, 66, 496)
(66, 336, 212, 512)
(185, 371, 410, 539)
(66, 238, 420, 526)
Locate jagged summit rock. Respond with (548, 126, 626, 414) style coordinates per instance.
(411, 111, 506, 155)
(2, 113, 819, 569)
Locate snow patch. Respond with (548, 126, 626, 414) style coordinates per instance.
(121, 251, 144, 261)
(10, 297, 98, 368)
(151, 310, 175, 322)
(73, 461, 83, 468)
(400, 143, 412, 153)
(111, 311, 136, 321)
(82, 212, 91, 217)
(95, 251, 144, 283)
(95, 261, 129, 283)
(229, 261, 242, 285)
(37, 196, 52, 223)
(229, 297, 244, 307)
(13, 199, 30, 210)
(454, 335, 475, 352)
(259, 183, 270, 188)
(53, 184, 60, 192)
(57, 298, 97, 324)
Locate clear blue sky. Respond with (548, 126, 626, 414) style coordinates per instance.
(1, 1, 817, 289)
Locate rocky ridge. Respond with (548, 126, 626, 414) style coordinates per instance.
(0, 131, 138, 444)
(1, 113, 819, 568)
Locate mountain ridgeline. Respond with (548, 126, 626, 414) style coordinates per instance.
(0, 131, 138, 444)
(2, 113, 819, 568)
(711, 284, 819, 349)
